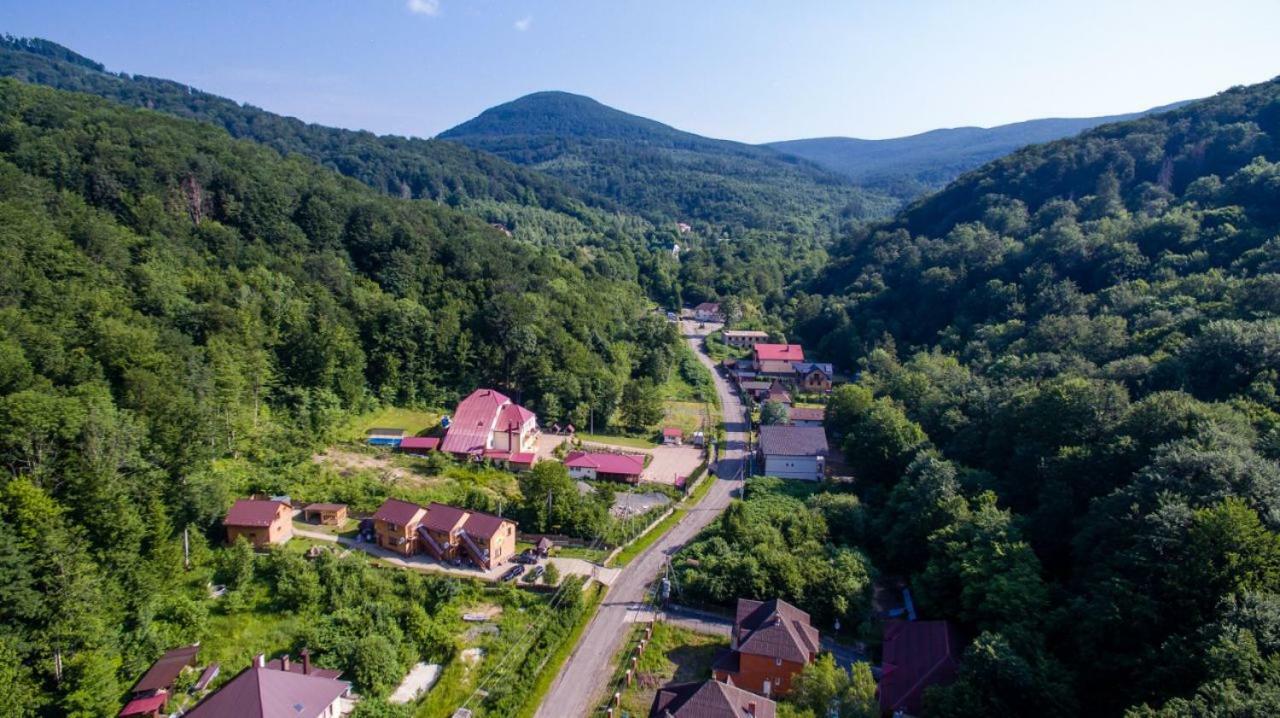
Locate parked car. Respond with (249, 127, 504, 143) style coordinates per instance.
(528, 565, 546, 581)
(514, 550, 538, 564)
(501, 565, 526, 582)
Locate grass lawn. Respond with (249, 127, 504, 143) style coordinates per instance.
(200, 583, 303, 674)
(577, 432, 658, 449)
(612, 622, 729, 717)
(661, 400, 713, 437)
(337, 406, 443, 442)
(291, 517, 355, 536)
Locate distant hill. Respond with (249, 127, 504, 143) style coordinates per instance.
(439, 91, 898, 229)
(766, 102, 1189, 198)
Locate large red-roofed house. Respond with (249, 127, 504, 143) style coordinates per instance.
(752, 344, 805, 371)
(441, 389, 539, 460)
(223, 499, 292, 547)
(712, 598, 820, 697)
(879, 620, 961, 716)
(185, 652, 351, 718)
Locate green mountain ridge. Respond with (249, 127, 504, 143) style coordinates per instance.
(765, 100, 1190, 198)
(438, 90, 899, 230)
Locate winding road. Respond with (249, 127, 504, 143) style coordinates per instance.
(532, 320, 748, 718)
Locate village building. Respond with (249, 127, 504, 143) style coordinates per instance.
(440, 389, 539, 460)
(120, 644, 201, 717)
(879, 620, 962, 716)
(712, 598, 820, 698)
(662, 427, 684, 445)
(721, 329, 769, 348)
(752, 344, 804, 372)
(563, 451, 647, 483)
(650, 678, 777, 718)
(185, 652, 352, 718)
(692, 302, 725, 322)
(365, 427, 405, 446)
(302, 503, 348, 526)
(791, 362, 834, 393)
(763, 381, 792, 406)
(740, 380, 773, 401)
(786, 406, 825, 427)
(371, 497, 517, 570)
(398, 436, 440, 455)
(223, 499, 292, 547)
(757, 425, 827, 481)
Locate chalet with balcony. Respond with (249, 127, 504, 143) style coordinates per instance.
(223, 499, 292, 547)
(371, 497, 517, 570)
(441, 389, 539, 461)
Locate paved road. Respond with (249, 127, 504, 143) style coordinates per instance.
(533, 320, 747, 718)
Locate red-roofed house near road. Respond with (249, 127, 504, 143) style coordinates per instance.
(223, 499, 292, 547)
(441, 389, 539, 460)
(662, 427, 684, 445)
(712, 598, 820, 698)
(752, 344, 805, 371)
(563, 451, 646, 483)
(879, 620, 961, 717)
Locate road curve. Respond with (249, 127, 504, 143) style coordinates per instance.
(532, 320, 747, 718)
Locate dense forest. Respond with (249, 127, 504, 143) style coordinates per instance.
(786, 77, 1280, 715)
(439, 90, 897, 232)
(0, 77, 682, 715)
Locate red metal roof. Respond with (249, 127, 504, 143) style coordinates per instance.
(399, 436, 440, 450)
(371, 498, 425, 527)
(441, 389, 513, 455)
(509, 452, 537, 465)
(119, 694, 168, 716)
(422, 503, 469, 534)
(662, 427, 684, 437)
(879, 620, 961, 715)
(563, 451, 645, 476)
(132, 644, 200, 694)
(497, 402, 535, 431)
(753, 343, 805, 362)
(462, 510, 511, 540)
(223, 499, 288, 527)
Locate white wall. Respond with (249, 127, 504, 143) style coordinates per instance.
(763, 454, 822, 481)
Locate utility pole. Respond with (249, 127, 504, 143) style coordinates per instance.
(183, 526, 191, 570)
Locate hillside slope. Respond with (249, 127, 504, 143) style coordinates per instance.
(766, 101, 1188, 198)
(789, 76, 1280, 716)
(439, 91, 898, 229)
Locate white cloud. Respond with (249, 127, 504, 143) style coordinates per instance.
(406, 0, 440, 16)
(514, 15, 532, 31)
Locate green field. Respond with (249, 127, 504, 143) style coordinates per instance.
(338, 406, 444, 442)
(608, 622, 729, 716)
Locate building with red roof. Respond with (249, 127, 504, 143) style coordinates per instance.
(223, 499, 292, 547)
(752, 344, 805, 370)
(563, 451, 646, 483)
(662, 427, 684, 445)
(370, 497, 517, 570)
(440, 389, 539, 459)
(712, 598, 820, 698)
(650, 679, 776, 718)
(879, 620, 962, 716)
(398, 436, 440, 455)
(185, 653, 351, 718)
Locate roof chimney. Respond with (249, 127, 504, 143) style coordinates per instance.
(254, 653, 265, 668)
(281, 655, 290, 672)
(300, 647, 311, 675)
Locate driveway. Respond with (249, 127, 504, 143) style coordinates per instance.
(532, 320, 746, 718)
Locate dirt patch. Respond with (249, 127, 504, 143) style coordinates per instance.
(314, 448, 417, 482)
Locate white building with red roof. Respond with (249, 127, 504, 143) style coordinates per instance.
(752, 344, 805, 371)
(440, 389, 539, 460)
(563, 451, 646, 483)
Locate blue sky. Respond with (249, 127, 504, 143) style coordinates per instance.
(5, 0, 1280, 143)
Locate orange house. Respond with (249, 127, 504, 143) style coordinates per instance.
(223, 499, 293, 547)
(371, 498, 517, 570)
(372, 498, 428, 557)
(712, 598, 819, 698)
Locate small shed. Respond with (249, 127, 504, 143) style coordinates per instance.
(662, 427, 684, 445)
(192, 663, 220, 692)
(399, 436, 441, 455)
(119, 694, 167, 717)
(536, 536, 554, 557)
(303, 503, 348, 526)
(366, 427, 406, 446)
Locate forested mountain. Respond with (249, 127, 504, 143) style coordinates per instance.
(788, 77, 1280, 715)
(439, 91, 898, 230)
(0, 77, 689, 714)
(766, 101, 1188, 199)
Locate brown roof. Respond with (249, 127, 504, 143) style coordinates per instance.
(463, 511, 511, 540)
(223, 499, 288, 528)
(185, 665, 348, 718)
(650, 680, 776, 718)
(132, 644, 200, 694)
(422, 503, 469, 534)
(733, 598, 820, 665)
(265, 658, 342, 681)
(757, 360, 797, 375)
(880, 620, 961, 715)
(303, 503, 346, 512)
(372, 498, 425, 527)
(757, 426, 828, 457)
(788, 407, 824, 423)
